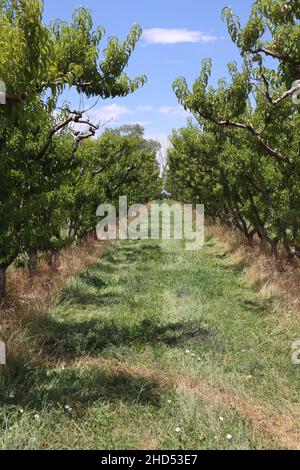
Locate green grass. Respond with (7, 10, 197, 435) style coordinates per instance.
(0, 233, 300, 449)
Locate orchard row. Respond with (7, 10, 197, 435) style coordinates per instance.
(169, 1, 300, 258)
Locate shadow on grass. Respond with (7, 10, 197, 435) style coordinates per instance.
(214, 252, 229, 260)
(56, 242, 164, 308)
(33, 241, 213, 360)
(1, 240, 212, 413)
(78, 272, 107, 289)
(221, 260, 247, 274)
(58, 286, 123, 308)
(2, 316, 211, 412)
(27, 316, 213, 358)
(241, 298, 274, 316)
(1, 359, 164, 412)
(105, 243, 163, 265)
(25, 243, 213, 355)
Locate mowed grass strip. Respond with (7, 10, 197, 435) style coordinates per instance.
(0, 235, 299, 449)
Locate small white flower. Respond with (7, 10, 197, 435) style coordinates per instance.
(64, 405, 72, 412)
(226, 434, 233, 440)
(185, 350, 190, 354)
(9, 392, 15, 399)
(197, 357, 201, 362)
(175, 427, 181, 433)
(167, 400, 172, 404)
(191, 354, 195, 357)
(219, 416, 224, 422)
(19, 409, 24, 414)
(34, 414, 40, 421)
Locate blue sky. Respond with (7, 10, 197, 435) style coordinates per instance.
(43, 0, 254, 148)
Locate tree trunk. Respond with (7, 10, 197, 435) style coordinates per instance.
(247, 229, 256, 246)
(259, 233, 267, 252)
(0, 265, 7, 299)
(47, 250, 59, 271)
(28, 248, 38, 278)
(80, 233, 89, 243)
(67, 220, 74, 238)
(270, 240, 278, 258)
(93, 229, 98, 241)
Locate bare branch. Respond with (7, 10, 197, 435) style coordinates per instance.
(246, 47, 299, 66)
(37, 110, 99, 160)
(6, 92, 28, 104)
(253, 74, 300, 106)
(205, 115, 290, 164)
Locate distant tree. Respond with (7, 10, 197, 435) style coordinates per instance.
(65, 126, 161, 240)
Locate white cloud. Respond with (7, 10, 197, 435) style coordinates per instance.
(159, 106, 189, 117)
(135, 105, 154, 113)
(91, 104, 133, 124)
(159, 106, 177, 114)
(86, 103, 190, 135)
(90, 104, 154, 125)
(142, 28, 220, 45)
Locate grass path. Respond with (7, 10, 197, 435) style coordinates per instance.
(1, 234, 300, 449)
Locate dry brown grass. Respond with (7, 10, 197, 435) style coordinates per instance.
(206, 219, 300, 315)
(178, 374, 300, 450)
(60, 356, 300, 450)
(105, 358, 300, 450)
(0, 236, 109, 342)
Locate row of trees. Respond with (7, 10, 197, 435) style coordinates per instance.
(168, 0, 300, 259)
(0, 1, 160, 298)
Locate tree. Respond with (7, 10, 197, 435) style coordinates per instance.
(0, 0, 146, 297)
(172, 0, 300, 258)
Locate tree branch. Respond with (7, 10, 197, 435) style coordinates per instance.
(37, 110, 99, 160)
(246, 47, 299, 66)
(6, 92, 28, 104)
(253, 73, 300, 106)
(204, 114, 290, 164)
